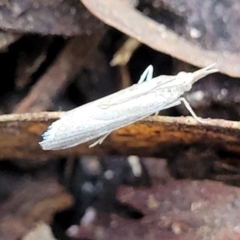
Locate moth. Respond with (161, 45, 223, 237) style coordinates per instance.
(39, 64, 219, 150)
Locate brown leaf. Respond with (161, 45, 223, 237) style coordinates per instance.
(72, 179, 240, 240)
(0, 0, 105, 36)
(81, 0, 240, 77)
(0, 174, 73, 240)
(0, 30, 21, 51)
(22, 222, 57, 240)
(110, 180, 240, 240)
(14, 34, 104, 113)
(1, 112, 240, 160)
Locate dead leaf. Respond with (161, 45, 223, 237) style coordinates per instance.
(0, 173, 73, 240)
(0, 30, 21, 51)
(1, 112, 240, 161)
(0, 0, 105, 36)
(22, 222, 56, 240)
(81, 0, 240, 77)
(14, 34, 104, 113)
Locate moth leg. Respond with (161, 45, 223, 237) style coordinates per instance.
(89, 132, 111, 148)
(138, 65, 153, 84)
(178, 97, 204, 123)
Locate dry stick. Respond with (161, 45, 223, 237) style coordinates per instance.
(14, 35, 103, 113)
(110, 37, 140, 67)
(81, 0, 240, 77)
(0, 31, 21, 51)
(111, 38, 141, 89)
(15, 37, 53, 90)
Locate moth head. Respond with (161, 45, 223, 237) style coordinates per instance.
(176, 71, 194, 90)
(177, 64, 219, 87)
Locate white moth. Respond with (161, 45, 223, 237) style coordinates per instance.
(39, 64, 218, 150)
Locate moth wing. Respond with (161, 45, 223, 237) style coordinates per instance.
(39, 108, 105, 150)
(39, 109, 154, 150)
(40, 74, 177, 150)
(39, 94, 162, 150)
(98, 75, 176, 108)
